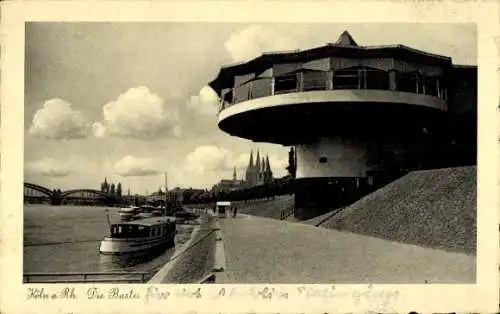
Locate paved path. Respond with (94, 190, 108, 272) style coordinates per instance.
(216, 214, 475, 283)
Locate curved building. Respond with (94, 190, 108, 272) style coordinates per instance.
(209, 31, 477, 220)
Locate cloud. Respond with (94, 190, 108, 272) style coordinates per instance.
(93, 86, 181, 140)
(234, 153, 251, 169)
(25, 158, 74, 177)
(111, 155, 161, 177)
(29, 98, 90, 139)
(187, 86, 220, 116)
(184, 146, 233, 175)
(224, 24, 299, 63)
(268, 154, 288, 175)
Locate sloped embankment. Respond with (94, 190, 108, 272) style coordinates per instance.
(321, 166, 477, 255)
(236, 195, 295, 220)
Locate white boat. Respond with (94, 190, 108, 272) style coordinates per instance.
(119, 206, 141, 219)
(99, 216, 176, 255)
(120, 206, 140, 213)
(132, 212, 153, 219)
(119, 212, 135, 220)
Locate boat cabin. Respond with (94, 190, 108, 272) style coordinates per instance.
(109, 218, 175, 239)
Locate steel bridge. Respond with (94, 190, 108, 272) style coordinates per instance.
(24, 182, 117, 205)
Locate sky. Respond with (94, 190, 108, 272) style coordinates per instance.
(24, 23, 477, 193)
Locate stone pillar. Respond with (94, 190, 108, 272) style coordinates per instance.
(389, 70, 398, 91)
(297, 72, 303, 92)
(327, 70, 334, 90)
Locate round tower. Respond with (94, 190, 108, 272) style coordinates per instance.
(209, 31, 452, 219)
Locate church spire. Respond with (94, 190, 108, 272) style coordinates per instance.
(256, 150, 261, 169)
(248, 150, 254, 168)
(233, 167, 237, 181)
(265, 155, 273, 183)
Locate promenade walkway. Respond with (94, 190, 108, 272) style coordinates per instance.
(216, 214, 475, 284)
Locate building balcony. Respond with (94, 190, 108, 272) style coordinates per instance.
(217, 68, 448, 145)
(218, 68, 448, 112)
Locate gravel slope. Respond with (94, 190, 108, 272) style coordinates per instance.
(321, 166, 476, 255)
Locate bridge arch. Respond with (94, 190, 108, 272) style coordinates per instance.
(60, 189, 115, 199)
(24, 182, 54, 197)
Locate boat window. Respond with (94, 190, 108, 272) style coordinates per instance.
(110, 224, 151, 238)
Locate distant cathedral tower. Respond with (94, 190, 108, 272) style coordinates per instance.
(244, 149, 274, 187)
(245, 150, 255, 186)
(256, 150, 261, 182)
(100, 177, 110, 193)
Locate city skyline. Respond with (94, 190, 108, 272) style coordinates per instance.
(24, 23, 477, 192)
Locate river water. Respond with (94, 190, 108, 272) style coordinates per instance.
(23, 205, 195, 276)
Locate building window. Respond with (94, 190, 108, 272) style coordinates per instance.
(332, 69, 360, 89)
(397, 72, 419, 93)
(364, 68, 390, 90)
(274, 74, 298, 94)
(301, 70, 328, 91)
(249, 78, 272, 99)
(222, 90, 233, 104)
(424, 76, 439, 97)
(233, 84, 251, 104)
(319, 157, 328, 163)
(416, 74, 424, 94)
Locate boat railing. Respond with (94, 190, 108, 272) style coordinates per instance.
(23, 271, 152, 284)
